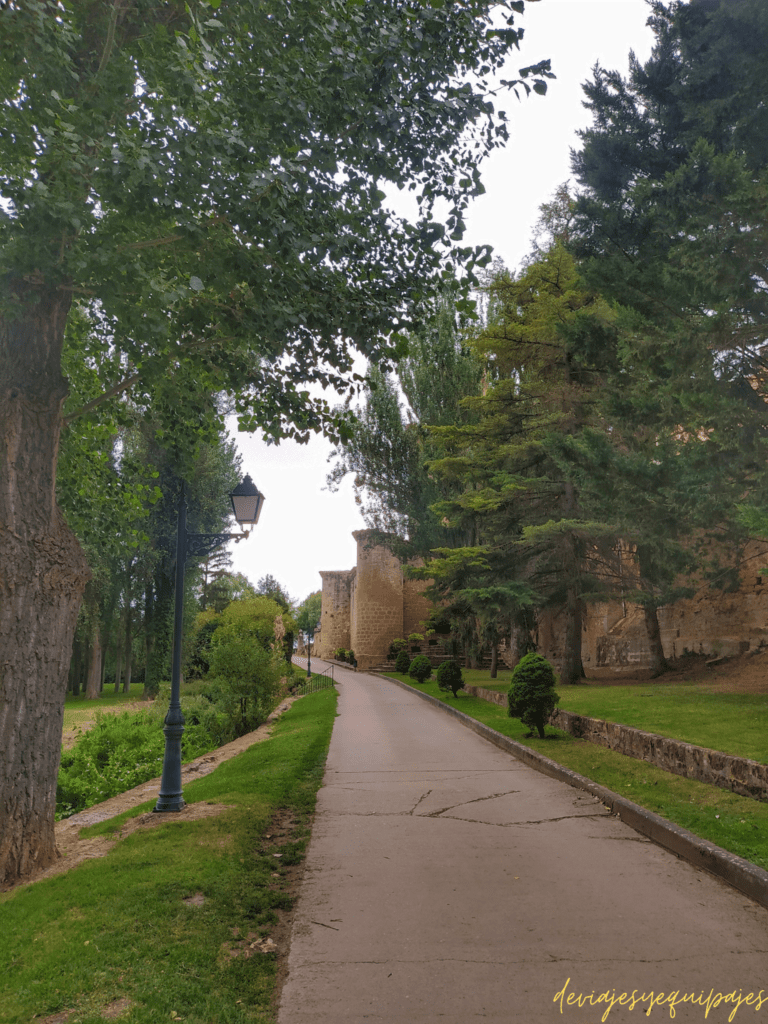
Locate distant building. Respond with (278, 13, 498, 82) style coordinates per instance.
(318, 530, 434, 671)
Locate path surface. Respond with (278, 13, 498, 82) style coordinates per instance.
(278, 663, 768, 1024)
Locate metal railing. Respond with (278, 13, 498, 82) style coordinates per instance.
(291, 657, 336, 695)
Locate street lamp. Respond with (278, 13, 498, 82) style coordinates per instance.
(154, 474, 265, 813)
(305, 620, 320, 678)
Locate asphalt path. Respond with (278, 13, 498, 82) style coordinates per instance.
(278, 662, 768, 1024)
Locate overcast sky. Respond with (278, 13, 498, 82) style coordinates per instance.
(228, 0, 658, 607)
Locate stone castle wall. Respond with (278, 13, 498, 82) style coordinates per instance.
(318, 532, 434, 670)
(320, 535, 768, 676)
(350, 530, 404, 670)
(318, 570, 354, 660)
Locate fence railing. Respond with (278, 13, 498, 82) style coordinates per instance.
(291, 658, 336, 695)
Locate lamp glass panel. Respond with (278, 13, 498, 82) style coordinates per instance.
(232, 493, 263, 524)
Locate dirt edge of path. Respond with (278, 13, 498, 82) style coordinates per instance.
(12, 696, 304, 892)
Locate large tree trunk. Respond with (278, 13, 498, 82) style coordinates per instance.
(489, 641, 498, 679)
(560, 584, 585, 686)
(123, 603, 133, 693)
(0, 286, 91, 886)
(643, 603, 668, 678)
(85, 633, 102, 700)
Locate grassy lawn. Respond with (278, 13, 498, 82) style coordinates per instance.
(456, 670, 768, 763)
(63, 684, 148, 735)
(383, 673, 768, 872)
(1, 687, 337, 1024)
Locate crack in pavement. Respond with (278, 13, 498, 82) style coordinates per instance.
(432, 812, 612, 828)
(420, 788, 521, 818)
(409, 789, 433, 815)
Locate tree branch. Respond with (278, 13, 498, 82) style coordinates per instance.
(62, 371, 141, 427)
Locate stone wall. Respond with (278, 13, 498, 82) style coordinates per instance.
(318, 569, 354, 661)
(535, 539, 768, 674)
(464, 686, 768, 801)
(551, 709, 768, 802)
(318, 533, 437, 670)
(350, 530, 404, 670)
(403, 574, 435, 637)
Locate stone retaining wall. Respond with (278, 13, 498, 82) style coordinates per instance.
(464, 686, 768, 802)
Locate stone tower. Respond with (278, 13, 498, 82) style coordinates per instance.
(349, 529, 404, 670)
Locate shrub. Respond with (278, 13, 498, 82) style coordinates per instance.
(436, 660, 464, 697)
(209, 631, 284, 737)
(395, 649, 411, 673)
(507, 653, 560, 738)
(408, 654, 433, 683)
(56, 705, 215, 820)
(388, 638, 409, 660)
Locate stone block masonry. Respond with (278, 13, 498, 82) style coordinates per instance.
(318, 531, 435, 670)
(464, 686, 768, 802)
(550, 709, 768, 802)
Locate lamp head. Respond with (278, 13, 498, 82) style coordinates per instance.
(229, 474, 265, 526)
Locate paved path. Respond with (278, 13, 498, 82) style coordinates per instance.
(278, 664, 768, 1023)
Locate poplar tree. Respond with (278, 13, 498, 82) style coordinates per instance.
(0, 0, 552, 883)
(425, 243, 615, 684)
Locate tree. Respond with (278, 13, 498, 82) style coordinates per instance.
(564, 0, 768, 670)
(295, 591, 323, 638)
(423, 244, 616, 683)
(327, 284, 485, 557)
(507, 652, 559, 738)
(255, 575, 292, 613)
(0, 0, 552, 883)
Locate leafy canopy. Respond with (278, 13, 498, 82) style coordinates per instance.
(1, 0, 552, 448)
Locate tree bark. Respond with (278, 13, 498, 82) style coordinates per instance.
(643, 602, 668, 678)
(0, 285, 91, 886)
(489, 641, 498, 679)
(114, 643, 123, 694)
(123, 603, 133, 693)
(85, 633, 102, 699)
(560, 583, 585, 686)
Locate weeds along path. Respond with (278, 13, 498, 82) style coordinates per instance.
(26, 697, 302, 891)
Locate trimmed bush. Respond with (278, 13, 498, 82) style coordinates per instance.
(507, 653, 560, 738)
(388, 638, 409, 660)
(436, 660, 464, 697)
(395, 649, 411, 673)
(408, 654, 433, 683)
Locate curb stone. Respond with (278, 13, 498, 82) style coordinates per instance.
(378, 672, 768, 911)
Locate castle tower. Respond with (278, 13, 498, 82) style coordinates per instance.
(349, 530, 404, 670)
(318, 569, 354, 661)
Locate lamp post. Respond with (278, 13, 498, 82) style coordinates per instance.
(305, 621, 320, 678)
(154, 474, 265, 813)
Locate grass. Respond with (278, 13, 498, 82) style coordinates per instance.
(1, 687, 337, 1024)
(385, 673, 768, 872)
(455, 670, 768, 763)
(63, 683, 147, 735)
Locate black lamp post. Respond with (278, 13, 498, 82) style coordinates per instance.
(154, 474, 265, 813)
(305, 621, 320, 678)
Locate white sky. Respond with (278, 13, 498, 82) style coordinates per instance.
(229, 0, 657, 607)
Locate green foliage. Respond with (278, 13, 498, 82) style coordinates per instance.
(407, 632, 424, 644)
(436, 659, 465, 697)
(326, 285, 486, 556)
(56, 706, 214, 819)
(507, 653, 560, 738)
(296, 591, 322, 635)
(388, 637, 409, 660)
(256, 574, 293, 612)
(395, 649, 411, 674)
(408, 654, 433, 683)
(2, 1, 552, 447)
(7, 691, 338, 1024)
(188, 613, 221, 679)
(569, 0, 768, 583)
(207, 597, 285, 736)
